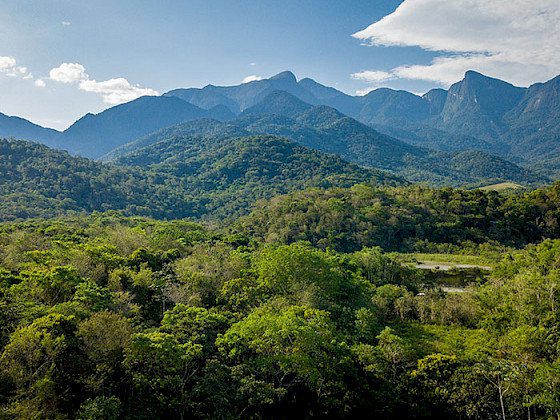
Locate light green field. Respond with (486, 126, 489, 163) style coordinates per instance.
(398, 253, 500, 267)
(478, 182, 526, 191)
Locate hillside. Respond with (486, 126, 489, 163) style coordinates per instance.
(107, 97, 544, 187)
(110, 134, 403, 217)
(0, 137, 400, 221)
(55, 96, 210, 158)
(2, 70, 559, 181)
(100, 118, 250, 162)
(0, 112, 60, 146)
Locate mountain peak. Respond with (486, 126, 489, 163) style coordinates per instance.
(460, 70, 520, 89)
(240, 89, 313, 118)
(270, 71, 297, 83)
(464, 70, 484, 79)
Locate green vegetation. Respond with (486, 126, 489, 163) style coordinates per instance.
(237, 182, 560, 252)
(0, 138, 400, 222)
(0, 208, 560, 418)
(2, 133, 560, 418)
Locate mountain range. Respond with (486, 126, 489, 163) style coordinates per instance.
(102, 92, 541, 187)
(2, 69, 560, 185)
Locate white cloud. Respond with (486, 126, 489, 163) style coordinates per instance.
(49, 62, 159, 104)
(49, 63, 87, 83)
(352, 0, 560, 87)
(355, 87, 377, 96)
(242, 75, 262, 84)
(0, 56, 29, 78)
(249, 62, 257, 66)
(79, 78, 159, 105)
(351, 70, 395, 83)
(34, 79, 46, 87)
(0, 56, 17, 71)
(62, 21, 71, 26)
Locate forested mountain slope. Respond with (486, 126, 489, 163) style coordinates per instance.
(0, 137, 400, 221)
(3, 70, 560, 180)
(109, 98, 544, 187)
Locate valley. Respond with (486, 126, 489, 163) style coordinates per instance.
(1, 70, 560, 419)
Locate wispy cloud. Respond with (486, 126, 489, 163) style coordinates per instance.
(242, 75, 262, 84)
(351, 70, 395, 83)
(49, 62, 159, 104)
(62, 21, 71, 26)
(352, 0, 560, 88)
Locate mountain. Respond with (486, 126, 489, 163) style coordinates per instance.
(502, 75, 560, 164)
(111, 133, 402, 190)
(165, 71, 318, 113)
(432, 71, 526, 142)
(55, 96, 210, 158)
(423, 88, 448, 115)
(162, 70, 560, 167)
(3, 69, 559, 180)
(107, 94, 543, 187)
(357, 88, 431, 124)
(371, 120, 497, 153)
(101, 118, 250, 162)
(0, 112, 60, 146)
(298, 77, 361, 117)
(443, 150, 539, 185)
(207, 104, 237, 121)
(240, 90, 313, 119)
(0, 136, 401, 222)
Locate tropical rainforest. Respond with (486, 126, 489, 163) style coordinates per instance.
(1, 168, 560, 418)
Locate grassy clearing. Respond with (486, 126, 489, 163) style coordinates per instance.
(478, 182, 526, 191)
(398, 253, 501, 266)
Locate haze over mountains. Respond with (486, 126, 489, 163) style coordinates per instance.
(2, 69, 560, 186)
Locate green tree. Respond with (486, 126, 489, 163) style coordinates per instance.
(123, 331, 202, 419)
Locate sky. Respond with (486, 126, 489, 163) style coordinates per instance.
(1, 0, 559, 130)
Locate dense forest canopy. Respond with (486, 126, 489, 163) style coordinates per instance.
(0, 191, 558, 418)
(1, 134, 560, 418)
(0, 138, 399, 222)
(238, 182, 560, 252)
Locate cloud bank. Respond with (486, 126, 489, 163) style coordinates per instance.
(49, 62, 159, 105)
(352, 0, 560, 88)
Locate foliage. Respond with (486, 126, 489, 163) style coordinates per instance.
(238, 182, 560, 252)
(0, 137, 400, 222)
(0, 189, 559, 418)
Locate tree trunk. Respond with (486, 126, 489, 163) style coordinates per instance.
(499, 387, 506, 420)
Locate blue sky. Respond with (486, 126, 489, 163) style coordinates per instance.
(1, 0, 559, 129)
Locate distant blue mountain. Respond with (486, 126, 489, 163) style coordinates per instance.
(165, 71, 318, 113)
(0, 112, 60, 146)
(240, 90, 314, 119)
(2, 69, 560, 179)
(55, 96, 210, 158)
